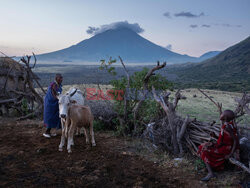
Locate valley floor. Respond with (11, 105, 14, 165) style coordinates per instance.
(0, 118, 249, 187)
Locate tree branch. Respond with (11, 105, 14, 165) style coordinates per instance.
(198, 88, 222, 115)
(134, 62, 167, 117)
(0, 98, 18, 104)
(229, 157, 250, 174)
(118, 56, 130, 121)
(173, 90, 186, 110)
(234, 93, 250, 118)
(144, 61, 166, 89)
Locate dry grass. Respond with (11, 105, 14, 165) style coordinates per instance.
(176, 88, 250, 124)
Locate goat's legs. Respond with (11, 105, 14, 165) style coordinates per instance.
(59, 127, 66, 151)
(75, 127, 80, 136)
(67, 124, 75, 153)
(83, 127, 90, 144)
(90, 122, 96, 146)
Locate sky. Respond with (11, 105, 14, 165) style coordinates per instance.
(0, 0, 249, 57)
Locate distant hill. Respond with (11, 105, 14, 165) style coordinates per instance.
(168, 36, 250, 91)
(37, 28, 205, 64)
(198, 51, 221, 61)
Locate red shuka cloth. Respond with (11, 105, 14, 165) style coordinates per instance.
(198, 122, 240, 170)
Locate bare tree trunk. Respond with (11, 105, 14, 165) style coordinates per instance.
(118, 56, 130, 122)
(152, 87, 188, 155)
(167, 106, 179, 154)
(177, 116, 189, 155)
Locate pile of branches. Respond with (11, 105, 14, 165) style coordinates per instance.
(183, 90, 250, 155)
(144, 83, 250, 173)
(0, 53, 45, 120)
(152, 89, 250, 155)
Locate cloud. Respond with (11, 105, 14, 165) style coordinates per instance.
(174, 11, 204, 18)
(202, 24, 211, 28)
(86, 21, 144, 35)
(190, 24, 198, 28)
(163, 12, 171, 18)
(214, 23, 242, 28)
(165, 44, 172, 51)
(86, 26, 99, 34)
(188, 23, 242, 29)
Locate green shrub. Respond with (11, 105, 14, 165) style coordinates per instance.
(100, 58, 173, 135)
(21, 98, 29, 115)
(194, 159, 206, 171)
(93, 120, 106, 131)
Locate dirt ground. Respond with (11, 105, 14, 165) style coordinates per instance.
(0, 118, 249, 187)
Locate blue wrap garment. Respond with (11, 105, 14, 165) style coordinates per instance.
(43, 81, 62, 129)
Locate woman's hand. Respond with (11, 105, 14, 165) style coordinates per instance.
(224, 154, 232, 159)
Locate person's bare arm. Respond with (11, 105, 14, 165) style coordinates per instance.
(51, 83, 58, 99)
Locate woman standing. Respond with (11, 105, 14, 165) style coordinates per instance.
(43, 74, 63, 138)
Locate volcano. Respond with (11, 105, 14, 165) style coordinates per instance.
(37, 28, 200, 64)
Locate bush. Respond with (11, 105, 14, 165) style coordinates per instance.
(21, 98, 29, 115)
(194, 159, 206, 171)
(93, 120, 106, 131)
(100, 58, 173, 135)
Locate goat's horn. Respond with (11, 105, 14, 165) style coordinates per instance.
(70, 89, 77, 97)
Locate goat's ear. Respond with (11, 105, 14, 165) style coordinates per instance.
(70, 100, 77, 104)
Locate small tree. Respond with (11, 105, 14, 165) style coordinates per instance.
(100, 57, 172, 135)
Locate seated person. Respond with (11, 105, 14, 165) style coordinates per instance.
(198, 110, 240, 181)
